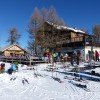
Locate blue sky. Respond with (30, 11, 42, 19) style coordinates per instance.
(0, 0, 100, 48)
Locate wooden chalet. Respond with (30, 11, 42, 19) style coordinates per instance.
(1, 44, 28, 57)
(36, 22, 100, 61)
(0, 44, 44, 64)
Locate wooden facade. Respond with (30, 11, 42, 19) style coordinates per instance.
(36, 22, 89, 52)
(2, 44, 28, 57)
(36, 22, 100, 61)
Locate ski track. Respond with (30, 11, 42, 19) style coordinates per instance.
(0, 63, 100, 100)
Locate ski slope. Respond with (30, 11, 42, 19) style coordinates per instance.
(0, 62, 100, 100)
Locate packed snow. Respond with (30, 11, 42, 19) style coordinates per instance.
(0, 62, 100, 100)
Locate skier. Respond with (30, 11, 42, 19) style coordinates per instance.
(64, 53, 68, 62)
(53, 52, 57, 63)
(95, 50, 99, 61)
(71, 51, 76, 66)
(88, 50, 91, 61)
(76, 55, 79, 65)
(71, 53, 74, 66)
(63, 53, 68, 68)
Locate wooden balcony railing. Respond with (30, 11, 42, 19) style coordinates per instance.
(71, 36, 83, 42)
(57, 36, 84, 44)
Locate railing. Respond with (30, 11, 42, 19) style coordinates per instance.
(71, 37, 83, 42)
(85, 42, 100, 46)
(0, 55, 44, 64)
(57, 36, 84, 44)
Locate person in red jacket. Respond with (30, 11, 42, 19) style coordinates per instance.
(95, 50, 99, 61)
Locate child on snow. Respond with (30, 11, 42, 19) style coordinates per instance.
(0, 63, 5, 73)
(7, 62, 18, 74)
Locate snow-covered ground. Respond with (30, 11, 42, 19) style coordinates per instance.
(92, 68, 100, 74)
(0, 62, 100, 100)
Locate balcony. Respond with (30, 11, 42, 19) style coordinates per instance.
(71, 36, 83, 42)
(56, 36, 84, 44)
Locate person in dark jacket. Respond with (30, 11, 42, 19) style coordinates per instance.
(71, 51, 79, 66)
(7, 68, 13, 74)
(76, 55, 79, 65)
(71, 53, 74, 66)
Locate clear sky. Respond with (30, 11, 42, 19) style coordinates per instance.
(0, 0, 100, 48)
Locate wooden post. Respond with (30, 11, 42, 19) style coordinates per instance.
(20, 58, 21, 64)
(12, 58, 13, 63)
(29, 57, 31, 66)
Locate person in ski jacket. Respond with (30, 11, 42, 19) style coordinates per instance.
(10, 63, 17, 71)
(95, 50, 99, 61)
(53, 52, 57, 62)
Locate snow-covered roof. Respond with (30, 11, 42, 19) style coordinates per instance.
(46, 21, 85, 34)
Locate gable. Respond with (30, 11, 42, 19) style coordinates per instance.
(2, 44, 30, 55)
(7, 45, 23, 51)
